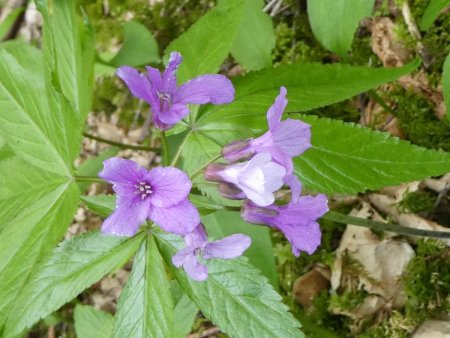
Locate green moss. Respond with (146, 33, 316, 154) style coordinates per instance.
(398, 190, 437, 213)
(381, 86, 450, 151)
(360, 310, 415, 338)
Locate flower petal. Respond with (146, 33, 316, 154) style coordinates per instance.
(99, 157, 147, 185)
(267, 86, 288, 130)
(279, 221, 322, 256)
(184, 224, 208, 247)
(272, 119, 311, 157)
(101, 199, 149, 236)
(183, 254, 208, 281)
(162, 52, 182, 93)
(172, 246, 195, 267)
(204, 234, 251, 259)
(146, 65, 163, 89)
(145, 167, 191, 208)
(284, 174, 302, 204)
(149, 198, 200, 234)
(116, 66, 154, 103)
(175, 74, 234, 105)
(156, 103, 189, 124)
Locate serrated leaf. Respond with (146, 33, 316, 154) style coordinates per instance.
(109, 21, 160, 67)
(294, 115, 450, 194)
(36, 0, 95, 118)
(113, 236, 173, 338)
(155, 233, 303, 338)
(164, 0, 245, 83)
(420, 0, 450, 30)
(204, 211, 278, 289)
(181, 60, 420, 191)
(81, 194, 115, 217)
(230, 0, 274, 70)
(173, 293, 197, 338)
(307, 0, 375, 58)
(4, 231, 144, 336)
(74, 305, 114, 338)
(442, 53, 450, 122)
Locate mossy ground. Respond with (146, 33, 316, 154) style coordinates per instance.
(34, 0, 450, 336)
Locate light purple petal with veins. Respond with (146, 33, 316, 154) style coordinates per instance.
(149, 198, 199, 234)
(162, 52, 182, 92)
(144, 167, 191, 208)
(284, 174, 302, 204)
(101, 199, 150, 236)
(184, 255, 208, 281)
(175, 74, 235, 105)
(172, 246, 195, 267)
(271, 119, 311, 157)
(184, 224, 208, 247)
(267, 86, 287, 129)
(99, 158, 147, 185)
(156, 103, 190, 124)
(116, 66, 155, 103)
(205, 234, 251, 259)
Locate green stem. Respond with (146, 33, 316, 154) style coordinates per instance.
(83, 132, 160, 152)
(367, 90, 396, 116)
(160, 131, 170, 166)
(190, 154, 223, 180)
(170, 131, 192, 167)
(324, 211, 450, 239)
(74, 175, 104, 183)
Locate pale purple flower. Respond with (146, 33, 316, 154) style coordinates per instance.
(222, 87, 311, 174)
(172, 224, 251, 281)
(242, 177, 328, 256)
(99, 157, 199, 236)
(204, 153, 286, 207)
(117, 52, 235, 130)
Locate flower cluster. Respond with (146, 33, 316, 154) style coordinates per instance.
(205, 87, 329, 256)
(101, 53, 328, 281)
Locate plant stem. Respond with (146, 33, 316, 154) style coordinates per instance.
(190, 154, 223, 180)
(74, 175, 104, 183)
(170, 131, 192, 167)
(160, 131, 170, 166)
(83, 132, 160, 152)
(324, 211, 450, 239)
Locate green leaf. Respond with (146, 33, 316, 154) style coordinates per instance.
(230, 0, 274, 70)
(294, 115, 450, 194)
(4, 231, 144, 336)
(442, 53, 450, 122)
(165, 0, 245, 83)
(420, 0, 450, 30)
(74, 305, 114, 338)
(203, 211, 279, 289)
(109, 21, 160, 67)
(307, 0, 375, 58)
(76, 147, 119, 191)
(113, 236, 173, 338)
(0, 42, 79, 175)
(173, 293, 197, 338)
(181, 60, 420, 177)
(155, 233, 303, 338)
(81, 194, 115, 217)
(36, 0, 95, 118)
(0, 7, 24, 40)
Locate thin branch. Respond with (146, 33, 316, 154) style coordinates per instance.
(83, 132, 160, 152)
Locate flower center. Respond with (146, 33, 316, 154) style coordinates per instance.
(134, 181, 153, 200)
(157, 91, 173, 111)
(194, 246, 206, 258)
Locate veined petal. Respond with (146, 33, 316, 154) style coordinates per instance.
(99, 157, 147, 185)
(145, 167, 191, 208)
(116, 66, 154, 103)
(172, 246, 195, 267)
(272, 119, 311, 157)
(156, 103, 189, 124)
(183, 254, 208, 281)
(175, 74, 234, 105)
(146, 65, 163, 89)
(149, 198, 199, 234)
(162, 52, 182, 93)
(204, 234, 251, 259)
(284, 174, 302, 204)
(185, 224, 208, 247)
(101, 199, 149, 236)
(267, 86, 288, 130)
(279, 221, 322, 256)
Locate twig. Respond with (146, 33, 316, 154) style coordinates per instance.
(83, 132, 160, 152)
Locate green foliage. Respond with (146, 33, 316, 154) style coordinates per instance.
(420, 0, 450, 30)
(443, 53, 450, 122)
(3, 231, 144, 336)
(173, 292, 198, 338)
(155, 232, 304, 338)
(0, 7, 24, 40)
(421, 12, 450, 76)
(307, 0, 375, 58)
(398, 190, 437, 213)
(113, 236, 173, 338)
(230, 0, 275, 70)
(74, 305, 114, 338)
(164, 0, 245, 83)
(385, 86, 450, 151)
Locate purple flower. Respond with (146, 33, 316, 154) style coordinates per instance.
(117, 52, 235, 130)
(204, 153, 286, 207)
(242, 178, 328, 256)
(99, 157, 200, 236)
(172, 224, 251, 281)
(222, 87, 311, 174)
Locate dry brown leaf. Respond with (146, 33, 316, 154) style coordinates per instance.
(293, 265, 331, 309)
